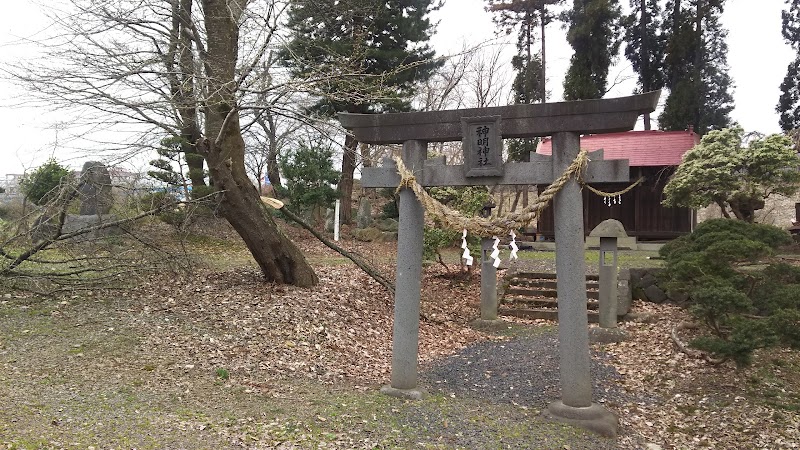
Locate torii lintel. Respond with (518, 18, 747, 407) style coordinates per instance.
(338, 90, 660, 144)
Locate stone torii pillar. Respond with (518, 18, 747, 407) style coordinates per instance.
(339, 91, 660, 437)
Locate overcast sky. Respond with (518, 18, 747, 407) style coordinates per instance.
(0, 0, 795, 176)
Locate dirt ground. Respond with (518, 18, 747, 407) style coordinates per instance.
(0, 220, 798, 449)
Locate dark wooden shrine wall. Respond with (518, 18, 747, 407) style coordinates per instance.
(535, 166, 692, 240)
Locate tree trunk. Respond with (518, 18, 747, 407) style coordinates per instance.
(202, 140, 317, 286)
(360, 142, 375, 198)
(265, 113, 282, 192)
(177, 0, 206, 188)
(200, 0, 317, 287)
(338, 133, 357, 224)
(693, 0, 704, 132)
(540, 1, 547, 103)
(641, 0, 652, 130)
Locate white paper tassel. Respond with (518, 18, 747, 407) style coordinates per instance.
(461, 229, 473, 266)
(509, 230, 519, 261)
(491, 236, 501, 268)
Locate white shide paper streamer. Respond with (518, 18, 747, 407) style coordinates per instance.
(509, 230, 519, 260)
(461, 229, 473, 266)
(491, 236, 501, 268)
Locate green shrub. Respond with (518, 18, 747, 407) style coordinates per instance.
(19, 158, 72, 206)
(422, 186, 489, 268)
(660, 218, 796, 366)
(279, 138, 339, 216)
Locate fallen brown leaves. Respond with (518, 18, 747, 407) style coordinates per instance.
(111, 222, 800, 448)
(125, 230, 486, 394)
(606, 301, 800, 449)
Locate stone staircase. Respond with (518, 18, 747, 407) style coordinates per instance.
(499, 272, 601, 323)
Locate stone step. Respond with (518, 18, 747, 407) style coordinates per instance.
(500, 307, 600, 323)
(504, 287, 599, 300)
(503, 296, 600, 310)
(511, 272, 599, 281)
(506, 279, 598, 290)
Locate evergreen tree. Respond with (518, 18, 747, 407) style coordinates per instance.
(486, 0, 562, 106)
(622, 0, 665, 129)
(778, 0, 800, 131)
(279, 138, 340, 216)
(281, 0, 440, 223)
(562, 0, 622, 101)
(659, 0, 734, 134)
(487, 0, 560, 162)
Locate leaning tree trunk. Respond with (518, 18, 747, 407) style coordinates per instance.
(200, 0, 317, 287)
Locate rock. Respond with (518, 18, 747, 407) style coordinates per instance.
(374, 218, 398, 232)
(352, 227, 383, 242)
(63, 214, 122, 241)
(669, 290, 690, 303)
(643, 284, 668, 303)
(589, 219, 628, 238)
(325, 208, 335, 233)
(78, 161, 113, 215)
(378, 231, 397, 242)
(645, 444, 663, 450)
(356, 197, 372, 228)
(589, 327, 627, 344)
(639, 272, 657, 289)
(617, 279, 632, 316)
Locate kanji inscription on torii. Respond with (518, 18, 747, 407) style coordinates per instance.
(462, 115, 503, 177)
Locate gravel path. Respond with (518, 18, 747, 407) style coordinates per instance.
(421, 328, 632, 409)
(416, 327, 656, 448)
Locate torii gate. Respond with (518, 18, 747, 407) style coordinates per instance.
(339, 90, 660, 437)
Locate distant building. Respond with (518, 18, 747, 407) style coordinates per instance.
(1, 174, 23, 199)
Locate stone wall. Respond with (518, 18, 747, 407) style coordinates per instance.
(628, 267, 688, 304)
(697, 193, 800, 228)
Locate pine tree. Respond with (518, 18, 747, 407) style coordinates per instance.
(622, 0, 665, 129)
(562, 0, 623, 101)
(281, 0, 440, 223)
(487, 0, 562, 106)
(487, 0, 562, 162)
(659, 0, 734, 134)
(778, 0, 800, 131)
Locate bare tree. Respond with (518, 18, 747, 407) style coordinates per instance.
(6, 0, 322, 286)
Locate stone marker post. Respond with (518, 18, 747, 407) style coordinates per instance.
(589, 218, 629, 328)
(479, 237, 498, 321)
(379, 140, 427, 400)
(598, 236, 619, 328)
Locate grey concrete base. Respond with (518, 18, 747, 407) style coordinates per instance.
(380, 385, 427, 400)
(469, 318, 507, 332)
(545, 401, 619, 437)
(588, 327, 628, 344)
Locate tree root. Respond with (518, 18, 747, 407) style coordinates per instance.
(670, 321, 727, 365)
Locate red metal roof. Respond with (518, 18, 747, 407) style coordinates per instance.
(536, 130, 700, 167)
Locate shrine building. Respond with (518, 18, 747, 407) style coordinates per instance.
(536, 129, 700, 241)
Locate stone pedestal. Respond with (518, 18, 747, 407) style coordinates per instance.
(545, 400, 619, 437)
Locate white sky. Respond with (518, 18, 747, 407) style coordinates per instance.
(0, 0, 795, 176)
